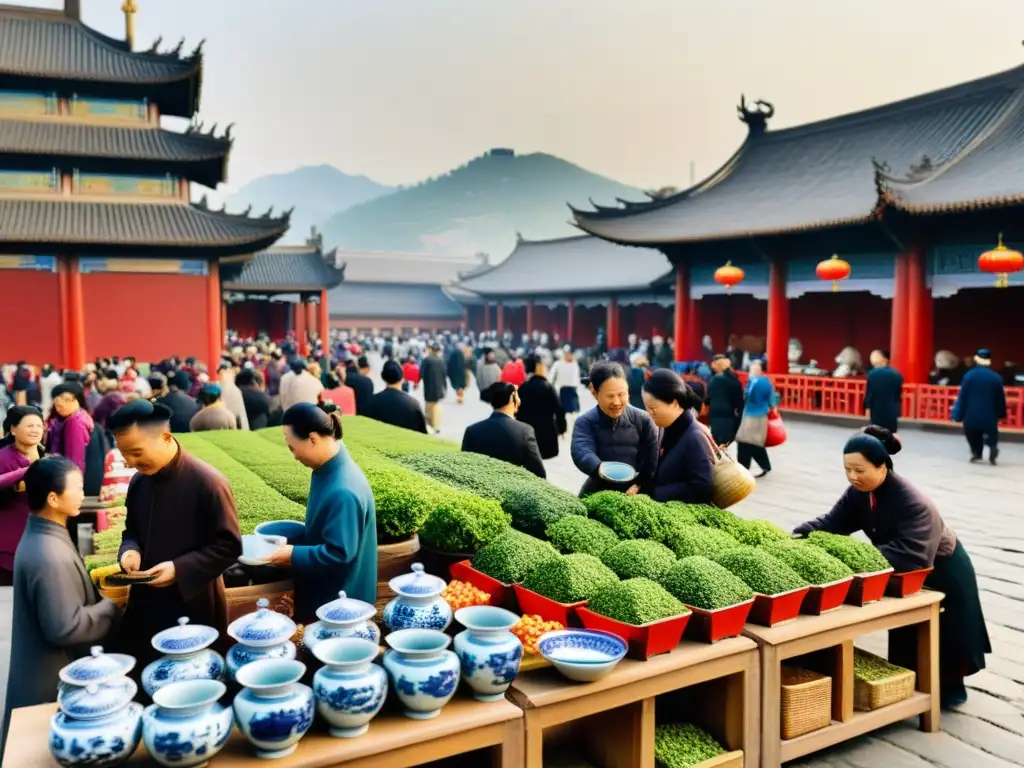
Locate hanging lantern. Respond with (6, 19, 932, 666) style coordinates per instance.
(714, 261, 745, 292)
(816, 254, 851, 292)
(977, 233, 1024, 288)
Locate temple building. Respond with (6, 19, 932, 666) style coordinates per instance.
(572, 67, 1024, 393)
(326, 250, 479, 337)
(455, 234, 673, 346)
(0, 1, 289, 368)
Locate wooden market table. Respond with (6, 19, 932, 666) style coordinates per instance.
(507, 636, 759, 768)
(743, 590, 942, 767)
(3, 695, 524, 768)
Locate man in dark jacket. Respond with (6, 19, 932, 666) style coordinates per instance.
(420, 344, 447, 434)
(864, 349, 903, 433)
(367, 361, 427, 434)
(157, 370, 200, 433)
(446, 344, 468, 404)
(952, 349, 1007, 465)
(706, 355, 744, 445)
(463, 382, 546, 478)
(516, 355, 565, 459)
(345, 357, 375, 416)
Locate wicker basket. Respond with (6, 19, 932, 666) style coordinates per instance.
(699, 428, 756, 509)
(780, 666, 832, 740)
(853, 651, 916, 711)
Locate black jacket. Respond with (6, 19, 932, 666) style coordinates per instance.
(421, 356, 447, 403)
(864, 365, 903, 433)
(158, 390, 200, 433)
(706, 369, 744, 445)
(240, 387, 272, 431)
(570, 405, 659, 496)
(366, 388, 428, 434)
(346, 371, 374, 416)
(462, 412, 546, 478)
(651, 410, 714, 503)
(516, 375, 565, 460)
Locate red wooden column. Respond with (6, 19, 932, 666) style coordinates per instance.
(496, 301, 504, 336)
(890, 252, 909, 372)
(205, 260, 222, 369)
(765, 258, 790, 375)
(905, 244, 932, 384)
(673, 265, 689, 362)
(294, 299, 308, 357)
(319, 290, 331, 343)
(526, 300, 535, 335)
(567, 299, 575, 343)
(65, 256, 86, 372)
(460, 305, 468, 334)
(607, 298, 621, 349)
(686, 298, 701, 360)
(57, 256, 70, 369)
(482, 302, 490, 332)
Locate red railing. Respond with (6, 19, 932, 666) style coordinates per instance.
(715, 373, 1024, 430)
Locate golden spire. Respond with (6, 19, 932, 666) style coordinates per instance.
(121, 0, 137, 50)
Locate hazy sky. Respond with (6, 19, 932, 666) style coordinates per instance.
(37, 0, 1024, 192)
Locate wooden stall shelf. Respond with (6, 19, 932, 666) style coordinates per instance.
(696, 752, 745, 768)
(743, 590, 942, 767)
(3, 696, 523, 768)
(508, 636, 760, 768)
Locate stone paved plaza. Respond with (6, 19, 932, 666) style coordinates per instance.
(1, 372, 1021, 766)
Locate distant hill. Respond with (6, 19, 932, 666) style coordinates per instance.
(319, 150, 646, 260)
(226, 165, 392, 245)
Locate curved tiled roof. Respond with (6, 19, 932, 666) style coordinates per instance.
(0, 118, 230, 186)
(574, 63, 1024, 244)
(456, 235, 672, 297)
(224, 245, 343, 292)
(0, 198, 289, 252)
(327, 282, 464, 319)
(337, 249, 483, 285)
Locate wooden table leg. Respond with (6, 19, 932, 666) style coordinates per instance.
(585, 697, 655, 768)
(495, 718, 525, 768)
(918, 602, 941, 733)
(523, 710, 544, 768)
(760, 644, 782, 768)
(833, 640, 854, 723)
(743, 655, 761, 768)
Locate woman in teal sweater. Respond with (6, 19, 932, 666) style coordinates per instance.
(268, 402, 377, 623)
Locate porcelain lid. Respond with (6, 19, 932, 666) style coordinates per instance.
(316, 591, 376, 625)
(152, 616, 219, 655)
(388, 563, 445, 598)
(59, 647, 136, 687)
(58, 677, 137, 720)
(227, 598, 297, 648)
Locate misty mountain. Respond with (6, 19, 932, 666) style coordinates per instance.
(226, 165, 392, 245)
(319, 150, 646, 260)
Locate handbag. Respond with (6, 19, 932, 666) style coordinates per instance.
(765, 407, 787, 448)
(696, 423, 756, 509)
(735, 413, 768, 447)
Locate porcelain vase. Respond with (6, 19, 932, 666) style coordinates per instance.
(305, 589, 381, 652)
(452, 606, 523, 702)
(143, 617, 226, 697)
(311, 638, 387, 737)
(382, 563, 452, 632)
(233, 659, 314, 759)
(141, 680, 233, 768)
(225, 641, 296, 681)
(382, 628, 460, 720)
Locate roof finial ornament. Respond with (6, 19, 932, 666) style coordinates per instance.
(308, 226, 324, 250)
(208, 123, 218, 137)
(197, 193, 209, 209)
(121, 0, 137, 50)
(224, 123, 234, 140)
(170, 37, 185, 57)
(190, 39, 205, 60)
(283, 206, 295, 219)
(242, 204, 252, 216)
(737, 94, 775, 133)
(146, 36, 162, 54)
(261, 206, 274, 219)
(515, 231, 524, 243)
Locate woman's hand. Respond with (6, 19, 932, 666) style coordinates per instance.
(120, 550, 142, 573)
(625, 485, 640, 496)
(144, 561, 177, 588)
(267, 545, 294, 567)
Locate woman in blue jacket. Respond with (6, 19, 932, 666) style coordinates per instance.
(736, 359, 776, 478)
(642, 370, 714, 503)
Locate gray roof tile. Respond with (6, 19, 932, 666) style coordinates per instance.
(456, 235, 672, 297)
(224, 246, 342, 291)
(327, 282, 463, 319)
(575, 64, 1024, 243)
(336, 249, 484, 285)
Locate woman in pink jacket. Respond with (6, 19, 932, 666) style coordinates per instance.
(44, 382, 94, 474)
(0, 405, 45, 585)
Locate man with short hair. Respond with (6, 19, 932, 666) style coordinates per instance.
(953, 349, 1007, 465)
(366, 360, 427, 433)
(345, 357, 375, 416)
(420, 344, 447, 434)
(864, 349, 904, 433)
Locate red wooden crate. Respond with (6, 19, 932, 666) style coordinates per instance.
(846, 569, 894, 606)
(747, 586, 810, 627)
(684, 599, 754, 643)
(886, 568, 933, 598)
(801, 577, 853, 615)
(576, 606, 691, 659)
(512, 584, 586, 627)
(449, 560, 517, 611)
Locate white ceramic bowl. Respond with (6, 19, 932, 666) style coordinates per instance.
(240, 534, 286, 565)
(537, 629, 627, 683)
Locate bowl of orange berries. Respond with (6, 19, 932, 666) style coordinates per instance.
(512, 614, 566, 658)
(441, 580, 493, 612)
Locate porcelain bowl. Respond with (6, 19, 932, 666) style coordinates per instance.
(240, 534, 287, 564)
(537, 629, 627, 683)
(233, 660, 314, 759)
(254, 520, 305, 544)
(597, 461, 638, 484)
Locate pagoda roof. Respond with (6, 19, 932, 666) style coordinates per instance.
(0, 197, 289, 255)
(327, 282, 464, 319)
(573, 63, 1024, 244)
(0, 117, 230, 187)
(0, 5, 203, 117)
(335, 249, 484, 285)
(456, 235, 672, 297)
(223, 244, 343, 292)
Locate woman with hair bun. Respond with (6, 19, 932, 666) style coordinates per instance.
(268, 401, 376, 623)
(641, 369, 713, 503)
(794, 425, 990, 709)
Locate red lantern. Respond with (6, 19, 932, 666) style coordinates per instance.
(714, 261, 745, 292)
(978, 233, 1024, 288)
(816, 254, 851, 292)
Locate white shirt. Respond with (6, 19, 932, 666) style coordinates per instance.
(550, 359, 581, 390)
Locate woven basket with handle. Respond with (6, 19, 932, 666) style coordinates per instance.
(780, 665, 832, 740)
(697, 425, 756, 509)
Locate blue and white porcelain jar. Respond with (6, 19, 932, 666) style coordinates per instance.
(311, 638, 387, 738)
(142, 617, 226, 698)
(141, 679, 233, 768)
(452, 606, 523, 702)
(382, 563, 452, 632)
(226, 598, 297, 681)
(50, 661, 143, 768)
(233, 659, 314, 759)
(304, 591, 381, 654)
(382, 628, 460, 720)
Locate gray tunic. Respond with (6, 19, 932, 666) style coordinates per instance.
(2, 516, 120, 748)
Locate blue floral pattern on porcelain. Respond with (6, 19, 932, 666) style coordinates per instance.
(226, 641, 296, 681)
(311, 638, 388, 739)
(57, 678, 137, 721)
(59, 647, 136, 687)
(452, 606, 523, 701)
(227, 598, 297, 649)
(49, 703, 143, 768)
(302, 620, 380, 652)
(233, 660, 315, 759)
(141, 684, 234, 768)
(142, 648, 227, 697)
(382, 629, 461, 720)
(384, 563, 452, 632)
(316, 590, 376, 624)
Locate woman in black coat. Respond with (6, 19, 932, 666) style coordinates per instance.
(794, 426, 990, 709)
(641, 370, 714, 503)
(706, 356, 744, 445)
(516, 356, 566, 459)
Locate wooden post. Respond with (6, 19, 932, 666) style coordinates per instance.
(65, 256, 86, 371)
(905, 244, 932, 385)
(890, 252, 909, 373)
(57, 256, 70, 369)
(674, 265, 689, 362)
(483, 301, 490, 332)
(496, 300, 504, 336)
(319, 289, 331, 344)
(567, 298, 575, 344)
(294, 299, 308, 357)
(607, 298, 620, 349)
(205, 261, 222, 369)
(766, 259, 789, 374)
(526, 300, 535, 336)
(686, 297, 701, 361)
(460, 305, 468, 334)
